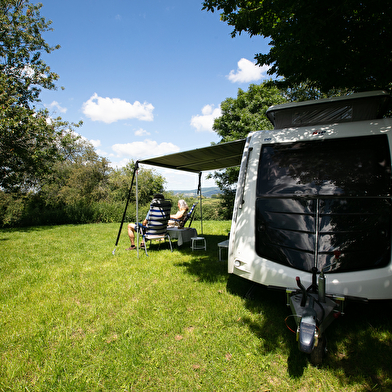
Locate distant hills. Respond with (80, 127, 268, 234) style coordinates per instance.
(169, 187, 221, 198)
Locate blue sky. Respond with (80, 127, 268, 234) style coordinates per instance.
(39, 0, 271, 190)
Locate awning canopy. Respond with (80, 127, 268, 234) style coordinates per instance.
(139, 139, 246, 173)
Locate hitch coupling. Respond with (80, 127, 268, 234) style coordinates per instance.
(296, 277, 318, 354)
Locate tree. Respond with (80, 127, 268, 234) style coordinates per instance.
(213, 82, 286, 142)
(203, 0, 392, 92)
(0, 0, 74, 191)
(40, 139, 112, 208)
(108, 161, 166, 205)
(211, 82, 286, 218)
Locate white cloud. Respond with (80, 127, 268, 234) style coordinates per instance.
(190, 104, 222, 132)
(46, 100, 67, 113)
(82, 93, 154, 123)
(109, 158, 130, 169)
(227, 58, 270, 83)
(107, 147, 218, 190)
(135, 128, 150, 136)
(90, 139, 101, 148)
(156, 167, 216, 190)
(108, 161, 216, 190)
(21, 65, 35, 78)
(112, 139, 180, 159)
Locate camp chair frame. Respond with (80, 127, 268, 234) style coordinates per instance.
(184, 202, 198, 227)
(171, 202, 198, 228)
(139, 199, 173, 256)
(140, 230, 173, 256)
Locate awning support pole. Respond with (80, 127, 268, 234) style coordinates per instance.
(198, 172, 203, 235)
(136, 164, 139, 258)
(112, 160, 139, 255)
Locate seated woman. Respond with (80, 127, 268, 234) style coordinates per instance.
(168, 199, 189, 227)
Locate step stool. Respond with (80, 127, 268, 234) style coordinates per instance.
(191, 237, 206, 251)
(217, 239, 229, 261)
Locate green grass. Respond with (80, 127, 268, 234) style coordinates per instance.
(1, 221, 392, 391)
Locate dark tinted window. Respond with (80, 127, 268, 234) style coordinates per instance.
(257, 135, 391, 197)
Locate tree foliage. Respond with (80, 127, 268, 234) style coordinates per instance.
(0, 0, 78, 191)
(0, 148, 168, 227)
(108, 161, 166, 205)
(214, 82, 287, 142)
(0, 0, 60, 103)
(203, 0, 392, 92)
(211, 82, 286, 218)
(40, 139, 112, 208)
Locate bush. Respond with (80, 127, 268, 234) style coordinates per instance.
(0, 193, 25, 226)
(0, 190, 231, 228)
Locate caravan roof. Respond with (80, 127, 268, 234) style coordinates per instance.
(266, 90, 392, 129)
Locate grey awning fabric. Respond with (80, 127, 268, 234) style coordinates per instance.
(139, 139, 246, 173)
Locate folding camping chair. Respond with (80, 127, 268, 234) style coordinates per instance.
(181, 202, 198, 228)
(139, 198, 173, 256)
(171, 202, 198, 228)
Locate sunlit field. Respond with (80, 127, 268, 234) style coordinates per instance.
(1, 221, 392, 391)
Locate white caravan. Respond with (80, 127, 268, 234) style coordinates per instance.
(120, 90, 392, 364)
(228, 91, 392, 363)
(230, 90, 392, 301)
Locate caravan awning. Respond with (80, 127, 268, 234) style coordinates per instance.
(139, 139, 246, 173)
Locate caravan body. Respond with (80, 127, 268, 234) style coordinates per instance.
(229, 91, 392, 301)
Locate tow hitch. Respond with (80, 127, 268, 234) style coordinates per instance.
(297, 293, 318, 354)
(286, 266, 344, 365)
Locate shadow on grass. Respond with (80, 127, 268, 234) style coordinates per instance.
(324, 300, 392, 389)
(171, 234, 228, 283)
(0, 225, 75, 234)
(170, 234, 392, 388)
(226, 274, 392, 389)
(0, 225, 61, 241)
(226, 275, 308, 377)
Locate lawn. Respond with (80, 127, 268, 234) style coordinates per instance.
(1, 221, 392, 391)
